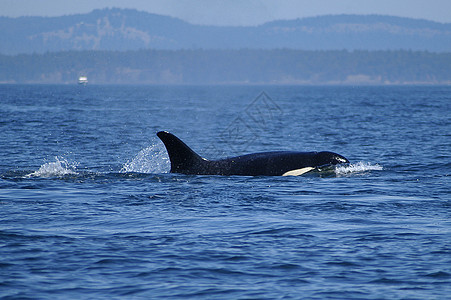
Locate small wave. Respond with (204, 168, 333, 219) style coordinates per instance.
(334, 162, 383, 175)
(121, 143, 170, 174)
(26, 157, 78, 178)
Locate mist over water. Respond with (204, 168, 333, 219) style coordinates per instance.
(1, 85, 450, 299)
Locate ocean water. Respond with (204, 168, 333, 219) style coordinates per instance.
(0, 85, 450, 299)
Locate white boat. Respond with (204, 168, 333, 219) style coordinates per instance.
(78, 76, 88, 85)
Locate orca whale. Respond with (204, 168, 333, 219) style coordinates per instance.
(157, 131, 349, 176)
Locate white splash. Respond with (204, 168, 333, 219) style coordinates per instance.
(121, 143, 170, 174)
(334, 161, 383, 175)
(27, 157, 78, 177)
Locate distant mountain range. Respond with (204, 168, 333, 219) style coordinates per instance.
(1, 8, 451, 54)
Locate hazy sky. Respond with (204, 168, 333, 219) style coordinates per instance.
(1, 0, 450, 25)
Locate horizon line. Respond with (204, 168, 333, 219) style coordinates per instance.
(1, 7, 449, 26)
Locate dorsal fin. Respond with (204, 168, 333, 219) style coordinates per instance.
(157, 131, 205, 174)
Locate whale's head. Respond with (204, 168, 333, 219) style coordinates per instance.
(314, 151, 349, 167)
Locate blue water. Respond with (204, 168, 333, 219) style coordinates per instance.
(0, 85, 450, 299)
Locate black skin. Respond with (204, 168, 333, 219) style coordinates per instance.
(157, 131, 349, 176)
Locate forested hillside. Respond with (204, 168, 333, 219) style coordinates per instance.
(1, 8, 451, 54)
(1, 49, 449, 84)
